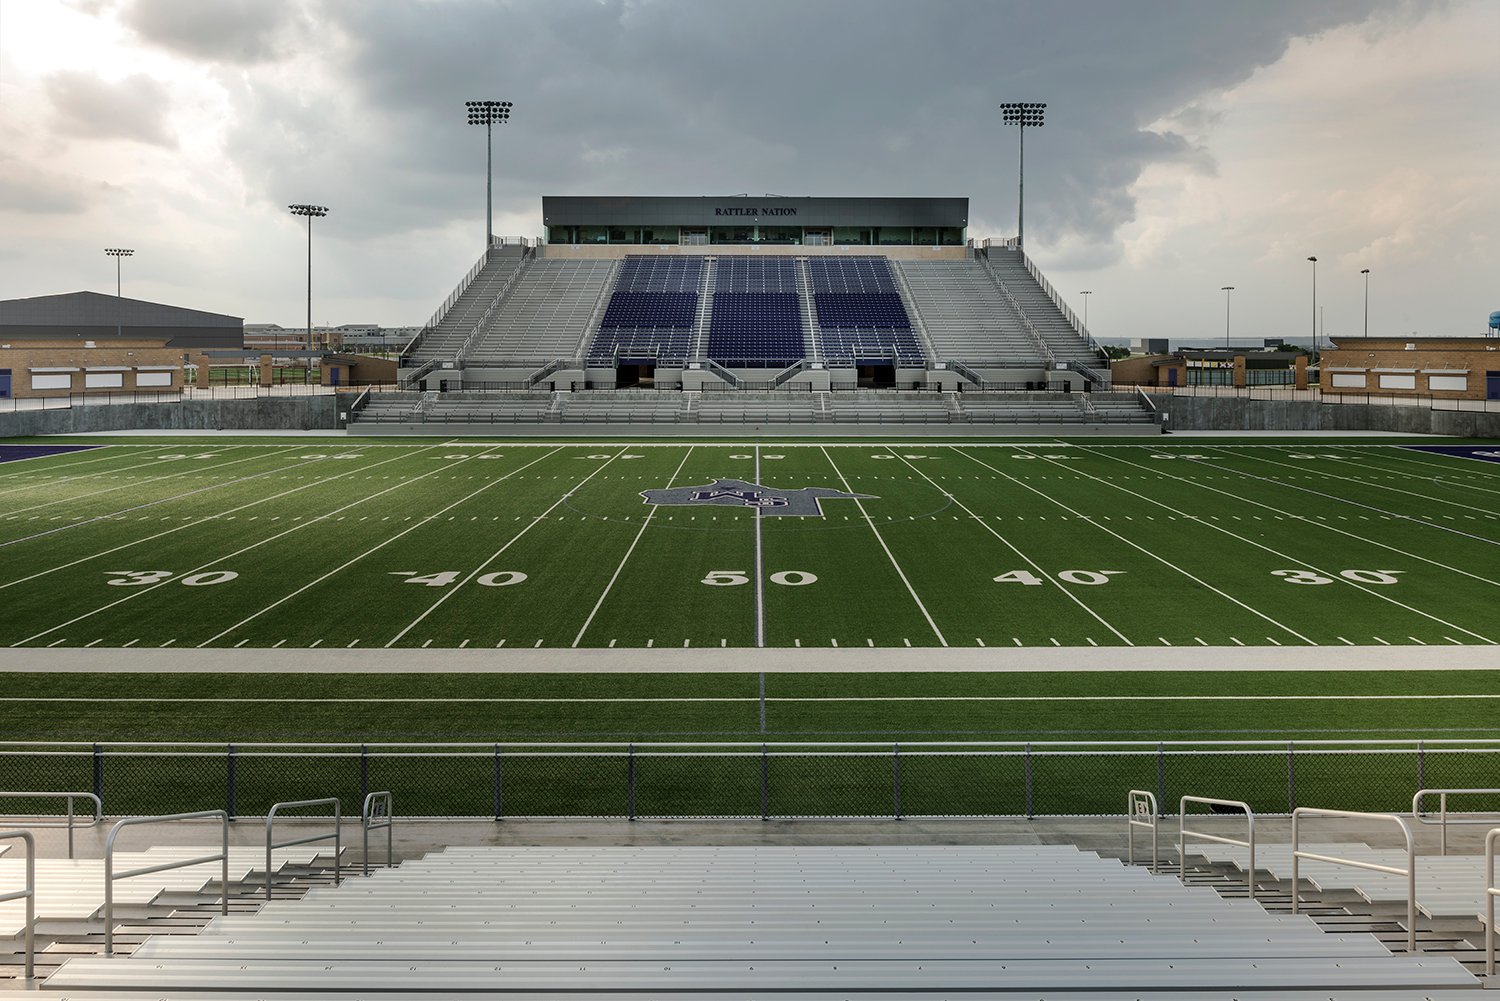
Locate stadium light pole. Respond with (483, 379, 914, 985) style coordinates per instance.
(1000, 102, 1045, 248)
(104, 248, 133, 340)
(288, 205, 329, 359)
(1079, 290, 1092, 329)
(1361, 268, 1371, 338)
(465, 100, 512, 252)
(1307, 256, 1318, 357)
(1221, 286, 1234, 351)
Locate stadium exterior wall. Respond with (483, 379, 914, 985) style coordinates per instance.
(0, 395, 339, 437)
(1157, 394, 1500, 437)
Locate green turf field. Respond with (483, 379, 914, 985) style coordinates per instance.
(1, 438, 1497, 651)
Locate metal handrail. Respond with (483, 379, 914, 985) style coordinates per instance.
(0, 831, 34, 979)
(1179, 796, 1256, 900)
(1485, 827, 1497, 977)
(1291, 807, 1416, 953)
(0, 791, 101, 858)
(1411, 787, 1500, 856)
(362, 791, 393, 876)
(265, 798, 341, 900)
(1135, 384, 1157, 414)
(1126, 789, 1158, 873)
(104, 810, 228, 955)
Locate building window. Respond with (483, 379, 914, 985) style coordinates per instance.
(757, 226, 801, 245)
(832, 227, 871, 246)
(31, 373, 71, 390)
(710, 226, 753, 244)
(1330, 373, 1366, 389)
(576, 226, 609, 244)
(1377, 373, 1416, 390)
(876, 227, 913, 245)
(84, 372, 124, 389)
(137, 371, 173, 388)
(1428, 375, 1467, 392)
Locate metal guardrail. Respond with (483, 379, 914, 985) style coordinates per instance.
(362, 791, 393, 876)
(265, 798, 341, 900)
(104, 810, 228, 955)
(1485, 826, 1498, 977)
(0, 830, 34, 979)
(1126, 789, 1158, 873)
(0, 791, 101, 858)
(1179, 796, 1256, 900)
(1291, 807, 1416, 953)
(1412, 787, 1500, 856)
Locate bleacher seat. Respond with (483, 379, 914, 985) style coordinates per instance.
(807, 257, 923, 367)
(587, 256, 704, 366)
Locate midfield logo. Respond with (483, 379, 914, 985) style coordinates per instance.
(641, 478, 875, 518)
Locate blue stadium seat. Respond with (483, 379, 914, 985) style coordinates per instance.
(589, 256, 705, 366)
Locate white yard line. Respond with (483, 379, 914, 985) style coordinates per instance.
(200, 445, 555, 647)
(754, 444, 765, 649)
(0, 445, 273, 517)
(1110, 447, 1500, 591)
(1347, 449, 1500, 497)
(1232, 446, 1500, 521)
(571, 446, 695, 648)
(0, 447, 331, 550)
(385, 447, 627, 648)
(1074, 445, 1497, 645)
(7, 693, 1499, 703)
(955, 448, 1302, 645)
(819, 446, 947, 647)
(0, 445, 180, 494)
(0, 445, 437, 593)
(11, 445, 515, 647)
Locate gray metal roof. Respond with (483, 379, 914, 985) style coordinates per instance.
(0, 291, 241, 328)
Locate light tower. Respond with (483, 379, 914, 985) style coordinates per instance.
(1307, 256, 1318, 356)
(1360, 268, 1371, 338)
(1221, 286, 1234, 350)
(288, 204, 329, 356)
(1079, 290, 1092, 329)
(465, 100, 513, 251)
(104, 248, 133, 339)
(1000, 102, 1045, 248)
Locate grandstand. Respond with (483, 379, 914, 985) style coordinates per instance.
(388, 196, 1118, 424)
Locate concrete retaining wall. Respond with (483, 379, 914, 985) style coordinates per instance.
(1158, 395, 1500, 438)
(0, 396, 340, 437)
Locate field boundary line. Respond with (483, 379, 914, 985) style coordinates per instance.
(8, 693, 1499, 704)
(1239, 446, 1500, 519)
(1108, 447, 1500, 590)
(954, 449, 1307, 646)
(0, 446, 439, 593)
(203, 444, 552, 647)
(385, 447, 628, 647)
(571, 446, 696, 648)
(0, 444, 169, 479)
(820, 445, 947, 647)
(0, 445, 280, 518)
(11, 447, 510, 647)
(0, 446, 327, 550)
(1073, 445, 1497, 645)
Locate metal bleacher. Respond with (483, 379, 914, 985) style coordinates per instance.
(984, 246, 1103, 367)
(464, 258, 618, 366)
(896, 259, 1042, 367)
(33, 844, 1489, 997)
(405, 245, 529, 366)
(586, 256, 704, 367)
(807, 257, 924, 367)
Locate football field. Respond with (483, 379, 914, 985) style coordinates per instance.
(1, 436, 1497, 653)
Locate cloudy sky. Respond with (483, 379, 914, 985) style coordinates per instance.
(0, 0, 1495, 344)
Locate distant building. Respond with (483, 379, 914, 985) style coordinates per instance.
(1324, 336, 1500, 400)
(1111, 347, 1308, 390)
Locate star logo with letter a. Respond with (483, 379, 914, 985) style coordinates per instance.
(641, 478, 874, 518)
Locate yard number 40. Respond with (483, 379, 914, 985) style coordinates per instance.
(993, 569, 1125, 586)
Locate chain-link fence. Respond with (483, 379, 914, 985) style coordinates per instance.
(0, 741, 1495, 820)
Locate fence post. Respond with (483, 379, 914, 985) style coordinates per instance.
(1155, 743, 1166, 816)
(359, 745, 369, 806)
(226, 744, 237, 821)
(892, 743, 902, 821)
(1287, 742, 1296, 814)
(492, 744, 503, 821)
(1024, 743, 1033, 820)
(92, 743, 104, 813)
(1416, 740, 1425, 795)
(627, 744, 637, 821)
(760, 744, 769, 822)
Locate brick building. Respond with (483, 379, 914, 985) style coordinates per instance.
(1322, 336, 1500, 401)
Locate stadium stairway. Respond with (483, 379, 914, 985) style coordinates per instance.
(32, 844, 1488, 998)
(981, 246, 1104, 370)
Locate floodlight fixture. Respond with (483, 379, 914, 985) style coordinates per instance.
(104, 248, 135, 338)
(1001, 102, 1045, 247)
(289, 205, 330, 356)
(466, 100, 514, 250)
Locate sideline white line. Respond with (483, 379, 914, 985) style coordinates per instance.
(0, 445, 429, 593)
(204, 445, 555, 647)
(0, 445, 269, 518)
(11, 446, 509, 647)
(385, 447, 627, 647)
(956, 447, 1307, 646)
(6, 693, 1499, 704)
(1074, 445, 1497, 645)
(820, 446, 947, 647)
(571, 446, 695, 648)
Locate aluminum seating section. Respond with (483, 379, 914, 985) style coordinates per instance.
(806, 257, 924, 366)
(407, 248, 528, 364)
(587, 257, 704, 366)
(984, 249, 1103, 366)
(44, 845, 1480, 995)
(0, 846, 330, 936)
(896, 260, 1043, 366)
(464, 260, 618, 365)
